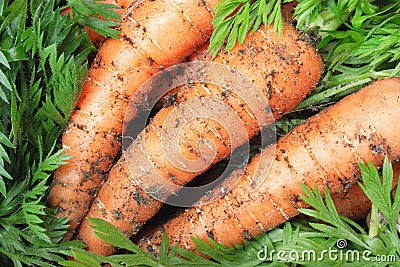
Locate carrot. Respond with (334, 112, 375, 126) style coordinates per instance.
(76, 21, 323, 256)
(48, 0, 219, 241)
(132, 164, 399, 248)
(133, 164, 399, 247)
(330, 183, 374, 221)
(137, 77, 400, 253)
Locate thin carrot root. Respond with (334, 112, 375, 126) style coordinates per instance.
(76, 21, 323, 256)
(137, 77, 400, 253)
(49, 0, 219, 241)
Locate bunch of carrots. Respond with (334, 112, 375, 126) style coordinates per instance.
(49, 0, 400, 258)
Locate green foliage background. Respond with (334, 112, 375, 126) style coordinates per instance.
(0, 0, 120, 265)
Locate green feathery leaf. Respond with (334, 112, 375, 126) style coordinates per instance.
(0, 0, 122, 264)
(209, 0, 288, 57)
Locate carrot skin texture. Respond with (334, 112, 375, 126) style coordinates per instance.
(48, 0, 219, 241)
(138, 77, 400, 252)
(133, 164, 399, 245)
(77, 22, 323, 256)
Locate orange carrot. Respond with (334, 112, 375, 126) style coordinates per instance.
(137, 77, 400, 253)
(48, 0, 219, 241)
(132, 164, 399, 247)
(76, 21, 323, 256)
(331, 183, 374, 221)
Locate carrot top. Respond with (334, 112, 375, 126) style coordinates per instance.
(211, 0, 400, 133)
(0, 0, 122, 265)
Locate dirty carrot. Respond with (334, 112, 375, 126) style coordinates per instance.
(138, 77, 400, 253)
(76, 21, 323, 256)
(48, 0, 219, 241)
(135, 164, 400, 246)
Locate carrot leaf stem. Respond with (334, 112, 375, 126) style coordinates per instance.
(368, 204, 379, 238)
(359, 156, 400, 237)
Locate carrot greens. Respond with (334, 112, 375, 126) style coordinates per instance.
(0, 0, 120, 265)
(294, 0, 400, 111)
(211, 0, 400, 133)
(208, 0, 292, 57)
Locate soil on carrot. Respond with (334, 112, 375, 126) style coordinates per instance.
(133, 129, 272, 242)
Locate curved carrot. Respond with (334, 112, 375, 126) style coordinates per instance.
(132, 163, 400, 246)
(76, 21, 323, 256)
(49, 0, 219, 241)
(138, 77, 400, 252)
